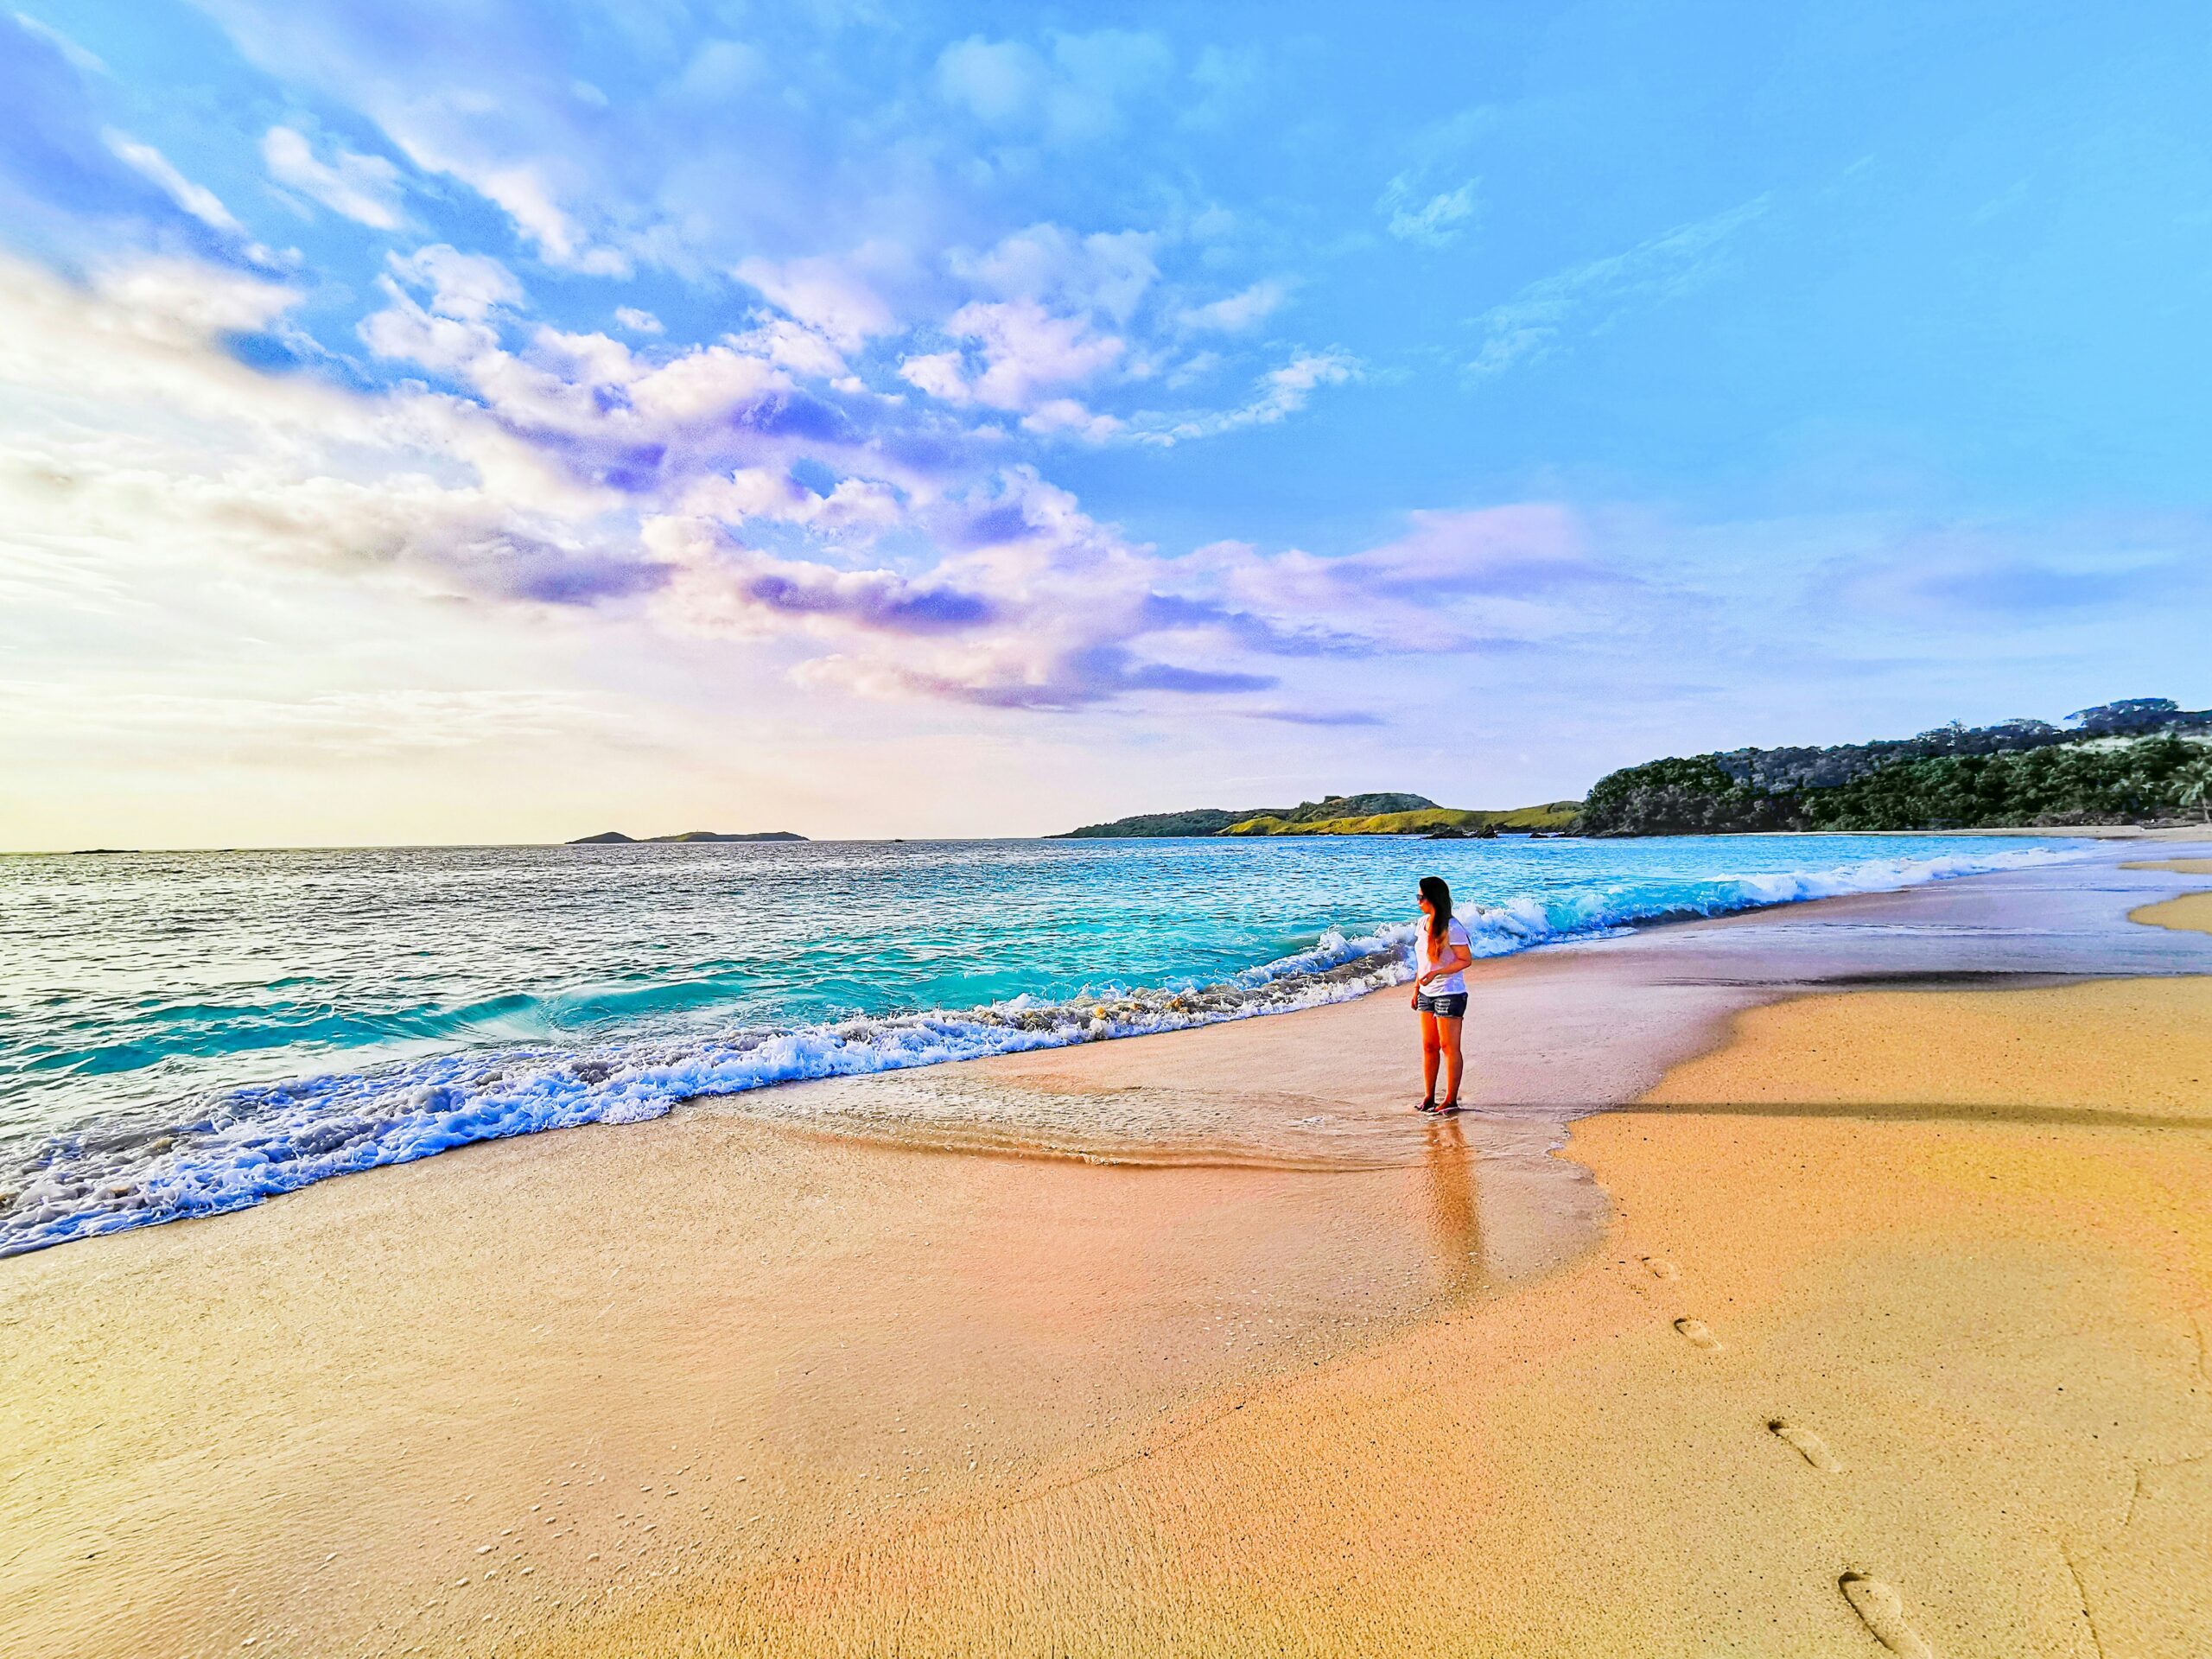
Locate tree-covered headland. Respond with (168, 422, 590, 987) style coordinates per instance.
(1579, 699, 2212, 835)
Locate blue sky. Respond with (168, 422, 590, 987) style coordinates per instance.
(3, 3, 2209, 845)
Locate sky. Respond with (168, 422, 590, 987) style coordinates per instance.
(3, 2, 2209, 849)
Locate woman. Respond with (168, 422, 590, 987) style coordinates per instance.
(1410, 874, 1475, 1114)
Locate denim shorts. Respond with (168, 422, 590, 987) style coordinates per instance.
(1415, 991, 1469, 1019)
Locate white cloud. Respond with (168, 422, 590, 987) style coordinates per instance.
(934, 37, 1040, 124)
(957, 300, 1122, 408)
(525, 326, 635, 390)
(1208, 504, 1604, 653)
(933, 29, 1173, 144)
(12, 10, 105, 72)
(359, 282, 500, 377)
(1022, 398, 1123, 442)
(90, 257, 300, 341)
(643, 472, 1214, 709)
(735, 252, 895, 351)
(386, 245, 523, 321)
(1135, 350, 1359, 443)
(671, 38, 766, 102)
(680, 467, 904, 537)
(359, 110, 626, 276)
(1179, 279, 1286, 333)
(2, 254, 613, 628)
(614, 306, 664, 334)
(1378, 175, 1478, 245)
(362, 261, 847, 456)
(896, 350, 971, 404)
(103, 132, 243, 234)
(1263, 352, 1357, 404)
(728, 317, 850, 381)
(193, 4, 855, 281)
(1041, 29, 1176, 139)
(485, 158, 626, 272)
(1163, 349, 1222, 389)
(624, 345, 785, 426)
(0, 251, 1438, 731)
(261, 125, 404, 230)
(1470, 194, 1771, 377)
(899, 298, 1123, 416)
(957, 223, 1157, 324)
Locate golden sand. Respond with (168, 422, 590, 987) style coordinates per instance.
(0, 1118, 1477, 1658)
(2137, 893, 2212, 935)
(2123, 859, 2212, 938)
(520, 976, 2212, 1657)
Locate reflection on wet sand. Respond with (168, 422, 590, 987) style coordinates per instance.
(1420, 1114, 1482, 1300)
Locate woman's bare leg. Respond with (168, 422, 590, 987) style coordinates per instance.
(1439, 1014, 1465, 1106)
(1419, 1010, 1441, 1103)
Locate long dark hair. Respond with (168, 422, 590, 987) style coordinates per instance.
(1419, 874, 1452, 949)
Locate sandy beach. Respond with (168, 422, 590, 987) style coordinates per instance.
(15, 8, 2209, 1656)
(5, 843, 2210, 1656)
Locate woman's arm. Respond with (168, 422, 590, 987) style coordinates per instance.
(1414, 923, 1476, 988)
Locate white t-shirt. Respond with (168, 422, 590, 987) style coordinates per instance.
(1417, 917, 1472, 995)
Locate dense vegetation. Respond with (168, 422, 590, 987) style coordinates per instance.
(1058, 792, 1439, 837)
(1580, 700, 2212, 836)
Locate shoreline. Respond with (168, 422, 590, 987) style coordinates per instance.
(0, 834, 2094, 1259)
(3, 842, 2209, 1656)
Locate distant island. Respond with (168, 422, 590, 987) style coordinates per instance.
(569, 830, 809, 844)
(1057, 792, 1582, 839)
(1581, 697, 2212, 835)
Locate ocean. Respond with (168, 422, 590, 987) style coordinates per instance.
(0, 833, 2079, 1255)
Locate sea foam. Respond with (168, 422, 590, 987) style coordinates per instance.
(0, 843, 2074, 1255)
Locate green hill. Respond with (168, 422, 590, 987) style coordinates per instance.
(1057, 792, 1439, 838)
(1221, 802, 1581, 836)
(1059, 793, 1581, 838)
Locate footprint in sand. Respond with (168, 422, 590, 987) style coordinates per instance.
(1673, 1317, 1724, 1352)
(1768, 1417, 1842, 1472)
(1839, 1572, 1933, 1658)
(1642, 1255, 1680, 1281)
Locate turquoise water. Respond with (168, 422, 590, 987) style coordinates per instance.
(0, 834, 2076, 1254)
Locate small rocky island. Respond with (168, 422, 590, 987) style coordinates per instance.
(569, 830, 808, 844)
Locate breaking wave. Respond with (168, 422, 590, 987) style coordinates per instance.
(0, 843, 2074, 1255)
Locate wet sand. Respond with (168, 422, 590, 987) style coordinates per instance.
(3, 842, 2209, 1656)
(603, 972, 2207, 1658)
(2126, 858, 2212, 937)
